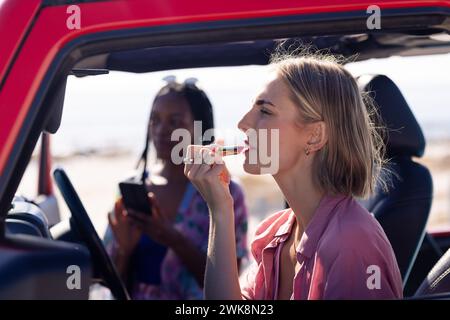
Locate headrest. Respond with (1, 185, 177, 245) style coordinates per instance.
(357, 74, 425, 157)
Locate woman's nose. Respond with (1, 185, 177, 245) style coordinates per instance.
(238, 110, 252, 133)
(153, 123, 171, 138)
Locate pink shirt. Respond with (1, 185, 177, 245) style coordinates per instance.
(241, 194, 403, 300)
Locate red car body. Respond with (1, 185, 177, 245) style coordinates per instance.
(0, 0, 449, 299)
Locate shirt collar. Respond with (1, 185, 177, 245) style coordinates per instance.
(273, 193, 349, 258)
(274, 209, 296, 238)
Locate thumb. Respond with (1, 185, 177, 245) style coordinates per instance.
(215, 138, 225, 147)
(108, 212, 119, 233)
(114, 198, 126, 220)
(148, 192, 164, 221)
(108, 212, 115, 226)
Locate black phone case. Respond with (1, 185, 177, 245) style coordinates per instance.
(119, 180, 152, 215)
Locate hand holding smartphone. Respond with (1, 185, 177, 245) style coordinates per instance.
(118, 180, 152, 215)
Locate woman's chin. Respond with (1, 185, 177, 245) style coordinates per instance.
(242, 163, 262, 175)
(156, 151, 174, 163)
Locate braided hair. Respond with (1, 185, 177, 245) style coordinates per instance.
(136, 77, 215, 180)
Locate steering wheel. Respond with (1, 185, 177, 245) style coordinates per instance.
(53, 168, 130, 300)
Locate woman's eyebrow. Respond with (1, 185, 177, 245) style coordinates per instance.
(255, 99, 276, 107)
(151, 112, 184, 117)
(169, 113, 185, 117)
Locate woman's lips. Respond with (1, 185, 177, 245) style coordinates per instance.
(244, 138, 256, 151)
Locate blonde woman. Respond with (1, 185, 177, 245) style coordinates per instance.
(183, 53, 403, 300)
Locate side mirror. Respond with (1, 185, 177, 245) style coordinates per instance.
(43, 68, 109, 134)
(44, 76, 67, 134)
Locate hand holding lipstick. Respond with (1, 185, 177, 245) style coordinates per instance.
(183, 144, 236, 212)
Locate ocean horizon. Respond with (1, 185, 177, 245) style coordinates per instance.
(48, 53, 450, 157)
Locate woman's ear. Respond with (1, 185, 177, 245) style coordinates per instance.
(307, 121, 328, 152)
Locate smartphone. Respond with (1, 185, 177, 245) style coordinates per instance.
(118, 180, 152, 215)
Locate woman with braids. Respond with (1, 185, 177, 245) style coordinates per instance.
(103, 77, 248, 300)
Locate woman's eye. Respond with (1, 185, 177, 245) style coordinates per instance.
(259, 107, 272, 115)
(170, 118, 182, 127)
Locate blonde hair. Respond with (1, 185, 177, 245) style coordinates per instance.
(271, 49, 386, 199)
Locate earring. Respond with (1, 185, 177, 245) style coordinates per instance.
(305, 148, 310, 156)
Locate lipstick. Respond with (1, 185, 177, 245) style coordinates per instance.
(218, 145, 246, 156)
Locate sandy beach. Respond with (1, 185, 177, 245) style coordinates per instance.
(415, 140, 450, 230)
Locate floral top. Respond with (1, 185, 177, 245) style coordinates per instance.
(104, 180, 248, 300)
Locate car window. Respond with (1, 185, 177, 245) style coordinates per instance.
(16, 54, 450, 238)
(16, 66, 286, 238)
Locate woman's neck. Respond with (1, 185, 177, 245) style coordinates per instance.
(273, 165, 325, 240)
(158, 159, 188, 183)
